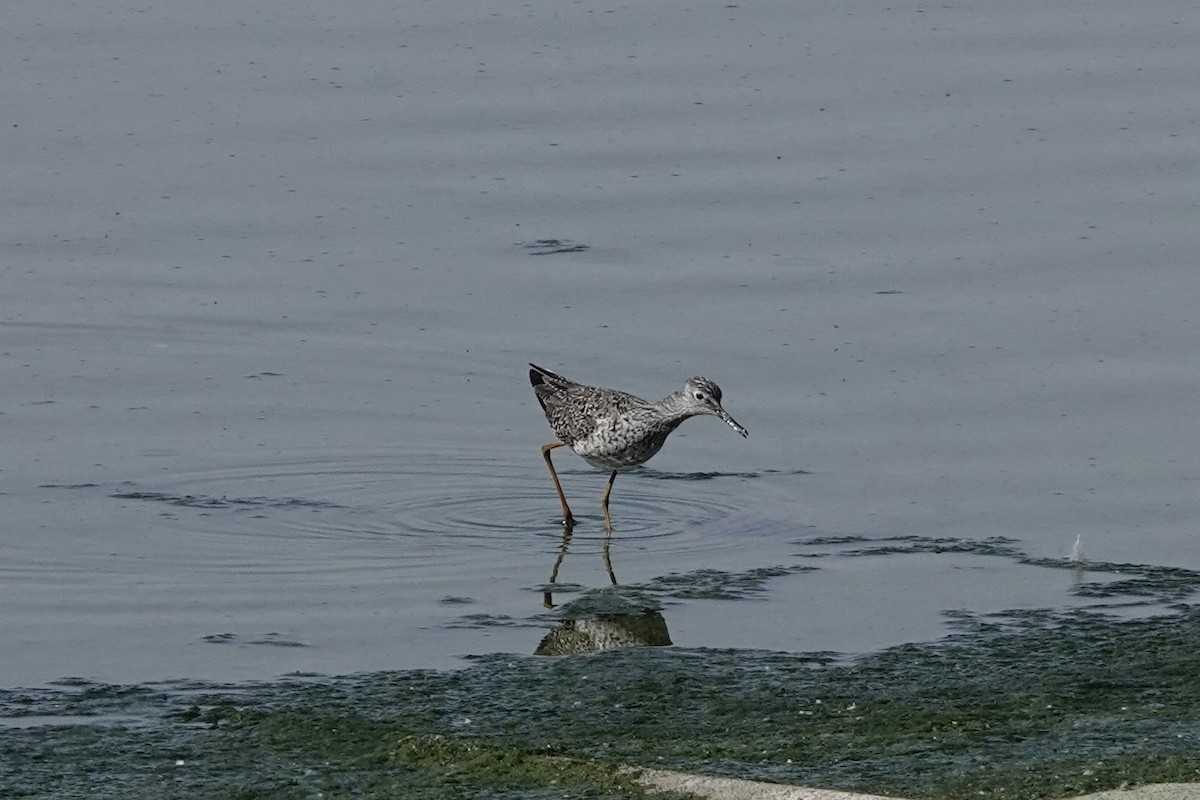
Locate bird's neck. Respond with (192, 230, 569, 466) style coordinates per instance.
(656, 391, 698, 423)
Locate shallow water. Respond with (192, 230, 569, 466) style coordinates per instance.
(5, 0, 1200, 692)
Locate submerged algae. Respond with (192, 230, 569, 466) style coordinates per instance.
(798, 534, 1200, 607)
(4, 604, 1200, 799)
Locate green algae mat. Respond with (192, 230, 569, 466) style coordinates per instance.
(4, 540, 1200, 799)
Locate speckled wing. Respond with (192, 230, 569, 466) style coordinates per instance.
(529, 364, 646, 446)
(548, 385, 647, 446)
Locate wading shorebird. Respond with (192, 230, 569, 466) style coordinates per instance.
(529, 363, 748, 527)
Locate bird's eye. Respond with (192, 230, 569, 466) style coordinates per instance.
(694, 391, 706, 400)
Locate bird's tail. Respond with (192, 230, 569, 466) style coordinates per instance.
(528, 363, 569, 387)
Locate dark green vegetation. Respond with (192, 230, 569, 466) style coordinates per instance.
(799, 535, 1200, 606)
(4, 538, 1199, 799)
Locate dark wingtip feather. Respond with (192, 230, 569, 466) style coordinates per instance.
(529, 363, 571, 387)
(528, 363, 561, 414)
(529, 363, 548, 387)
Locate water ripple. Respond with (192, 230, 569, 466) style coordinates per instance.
(105, 448, 767, 560)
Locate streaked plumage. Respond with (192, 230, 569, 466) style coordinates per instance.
(529, 363, 747, 526)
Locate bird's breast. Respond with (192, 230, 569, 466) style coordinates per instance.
(572, 416, 673, 470)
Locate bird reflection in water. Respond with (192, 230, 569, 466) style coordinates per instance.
(536, 521, 671, 656)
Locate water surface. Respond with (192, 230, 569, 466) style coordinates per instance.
(4, 0, 1199, 691)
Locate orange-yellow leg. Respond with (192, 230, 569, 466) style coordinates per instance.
(540, 441, 576, 526)
(601, 469, 618, 532)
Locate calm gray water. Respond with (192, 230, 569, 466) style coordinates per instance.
(4, 0, 1199, 688)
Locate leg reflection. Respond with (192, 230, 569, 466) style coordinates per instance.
(543, 521, 574, 609)
(542, 519, 619, 609)
(602, 528, 616, 586)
